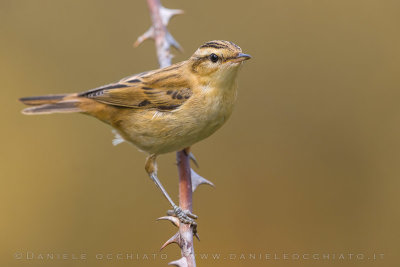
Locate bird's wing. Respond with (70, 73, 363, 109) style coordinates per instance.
(79, 64, 192, 111)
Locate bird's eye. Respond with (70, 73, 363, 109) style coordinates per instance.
(209, 53, 219, 63)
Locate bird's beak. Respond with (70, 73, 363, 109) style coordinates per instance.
(233, 53, 252, 62)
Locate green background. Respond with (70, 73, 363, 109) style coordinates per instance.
(1, 0, 399, 266)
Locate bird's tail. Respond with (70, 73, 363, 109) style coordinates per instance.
(19, 94, 82, 115)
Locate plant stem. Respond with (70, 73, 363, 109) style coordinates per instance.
(142, 1, 196, 266)
(177, 150, 195, 266)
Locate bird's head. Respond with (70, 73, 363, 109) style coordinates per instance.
(189, 40, 251, 84)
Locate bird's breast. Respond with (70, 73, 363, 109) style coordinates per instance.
(114, 83, 238, 154)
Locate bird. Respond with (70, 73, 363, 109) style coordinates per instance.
(19, 40, 251, 229)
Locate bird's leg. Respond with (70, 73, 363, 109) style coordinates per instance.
(145, 154, 197, 228)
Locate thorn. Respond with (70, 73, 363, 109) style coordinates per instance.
(160, 6, 184, 25)
(191, 169, 215, 192)
(161, 232, 181, 251)
(134, 27, 154, 47)
(194, 232, 200, 241)
(166, 31, 183, 52)
(188, 152, 199, 168)
(168, 257, 188, 267)
(157, 216, 180, 227)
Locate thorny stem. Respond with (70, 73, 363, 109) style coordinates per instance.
(177, 150, 195, 264)
(146, 0, 172, 68)
(142, 0, 196, 266)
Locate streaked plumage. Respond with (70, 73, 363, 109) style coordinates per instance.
(19, 40, 251, 227)
(20, 40, 250, 155)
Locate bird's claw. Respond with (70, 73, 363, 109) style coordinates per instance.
(168, 205, 198, 235)
(168, 205, 198, 223)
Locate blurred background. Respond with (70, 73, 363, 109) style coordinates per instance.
(1, 0, 399, 266)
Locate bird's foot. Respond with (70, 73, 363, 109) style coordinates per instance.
(168, 205, 197, 224)
(168, 205, 198, 234)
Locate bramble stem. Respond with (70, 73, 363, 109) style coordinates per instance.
(177, 150, 195, 265)
(146, 0, 171, 68)
(139, 1, 195, 266)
